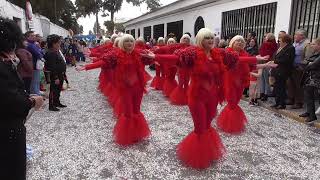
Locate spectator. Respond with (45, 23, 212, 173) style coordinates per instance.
(246, 31, 256, 45)
(249, 67, 262, 105)
(270, 34, 295, 109)
(278, 31, 287, 44)
(16, 37, 33, 94)
(44, 34, 67, 111)
(77, 40, 85, 62)
(213, 36, 220, 48)
(0, 17, 44, 180)
(66, 39, 78, 66)
(25, 31, 44, 95)
(287, 29, 313, 109)
(245, 38, 259, 56)
(218, 39, 228, 48)
(299, 38, 320, 123)
(259, 33, 278, 101)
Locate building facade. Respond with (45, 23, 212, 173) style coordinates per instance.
(124, 0, 320, 43)
(0, 0, 69, 38)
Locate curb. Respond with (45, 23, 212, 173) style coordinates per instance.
(242, 98, 320, 129)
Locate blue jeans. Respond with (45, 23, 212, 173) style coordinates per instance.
(260, 68, 271, 95)
(30, 69, 41, 95)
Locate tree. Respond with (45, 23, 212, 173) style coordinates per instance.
(104, 21, 125, 35)
(101, 0, 161, 33)
(75, 0, 107, 35)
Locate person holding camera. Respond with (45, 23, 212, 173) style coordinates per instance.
(0, 17, 44, 180)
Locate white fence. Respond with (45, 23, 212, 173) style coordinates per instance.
(0, 0, 69, 38)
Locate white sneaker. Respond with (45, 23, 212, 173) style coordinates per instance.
(316, 107, 320, 115)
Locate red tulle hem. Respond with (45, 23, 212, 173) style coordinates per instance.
(169, 86, 188, 105)
(113, 113, 151, 146)
(217, 104, 247, 134)
(151, 76, 164, 90)
(162, 79, 177, 97)
(177, 128, 225, 169)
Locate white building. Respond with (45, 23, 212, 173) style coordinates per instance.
(124, 0, 320, 44)
(0, 0, 69, 38)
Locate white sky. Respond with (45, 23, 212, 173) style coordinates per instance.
(74, 0, 178, 34)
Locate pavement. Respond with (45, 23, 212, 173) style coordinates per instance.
(242, 97, 320, 129)
(26, 67, 320, 179)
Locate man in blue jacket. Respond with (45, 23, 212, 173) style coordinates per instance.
(25, 31, 43, 95)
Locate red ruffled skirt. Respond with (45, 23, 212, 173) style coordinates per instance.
(113, 112, 151, 146)
(163, 79, 177, 97)
(217, 104, 247, 134)
(177, 127, 225, 169)
(169, 86, 187, 105)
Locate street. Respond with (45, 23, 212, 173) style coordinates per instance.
(26, 67, 320, 180)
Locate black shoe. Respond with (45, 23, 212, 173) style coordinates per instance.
(261, 96, 268, 101)
(299, 112, 310, 117)
(305, 117, 317, 124)
(56, 103, 67, 108)
(276, 105, 286, 110)
(291, 104, 303, 109)
(270, 104, 279, 108)
(49, 106, 60, 111)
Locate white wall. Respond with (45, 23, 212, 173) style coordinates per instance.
(125, 0, 292, 40)
(0, 0, 69, 38)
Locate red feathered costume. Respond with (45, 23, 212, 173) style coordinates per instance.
(217, 48, 258, 134)
(150, 44, 166, 90)
(86, 48, 152, 146)
(154, 46, 239, 169)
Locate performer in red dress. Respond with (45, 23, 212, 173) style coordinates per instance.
(142, 29, 267, 169)
(79, 34, 152, 146)
(169, 34, 192, 105)
(150, 37, 166, 90)
(217, 35, 268, 134)
(135, 37, 152, 84)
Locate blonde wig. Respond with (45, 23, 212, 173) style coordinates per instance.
(119, 34, 135, 51)
(167, 38, 176, 45)
(228, 35, 246, 48)
(180, 34, 191, 44)
(195, 28, 214, 48)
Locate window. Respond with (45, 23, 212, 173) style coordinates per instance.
(130, 29, 135, 38)
(153, 24, 164, 40)
(144, 26, 151, 42)
(138, 28, 141, 37)
(221, 2, 277, 44)
(167, 20, 183, 41)
(194, 16, 205, 36)
(289, 0, 320, 41)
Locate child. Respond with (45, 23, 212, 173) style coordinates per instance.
(249, 68, 263, 105)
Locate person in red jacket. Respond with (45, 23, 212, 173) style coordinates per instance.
(259, 33, 278, 101)
(79, 34, 152, 146)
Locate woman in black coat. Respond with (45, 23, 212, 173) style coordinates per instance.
(0, 18, 43, 180)
(271, 34, 295, 109)
(299, 38, 320, 123)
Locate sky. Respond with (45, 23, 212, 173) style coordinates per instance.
(74, 0, 178, 34)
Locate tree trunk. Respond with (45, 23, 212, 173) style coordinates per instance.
(95, 12, 99, 35)
(111, 11, 115, 34)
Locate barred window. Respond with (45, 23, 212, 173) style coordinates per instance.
(289, 0, 320, 41)
(221, 2, 277, 44)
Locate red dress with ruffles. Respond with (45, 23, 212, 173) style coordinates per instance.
(89, 49, 152, 146)
(155, 47, 237, 169)
(217, 48, 257, 134)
